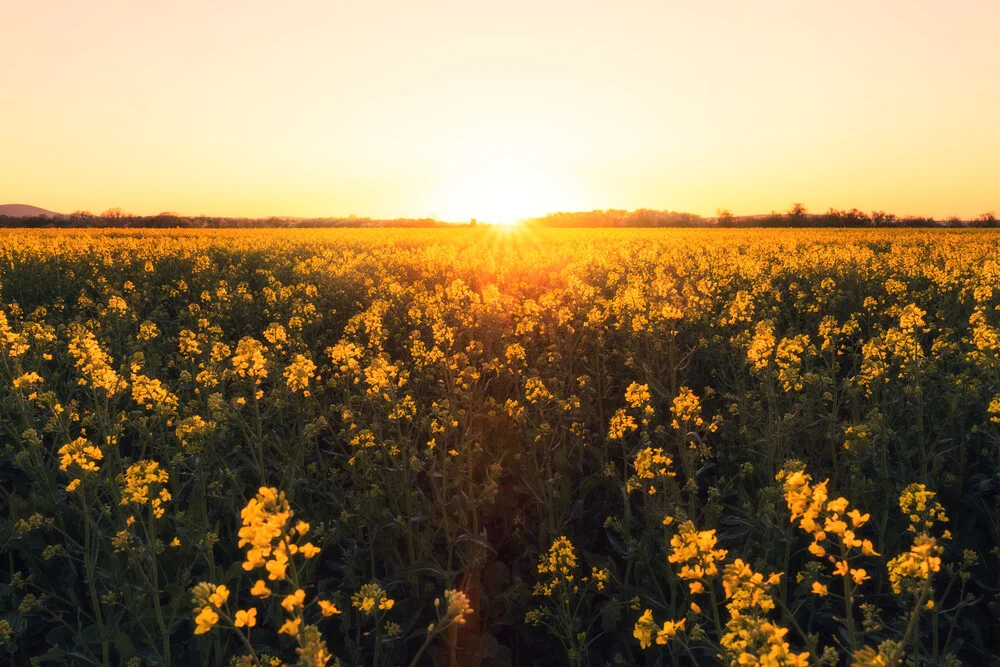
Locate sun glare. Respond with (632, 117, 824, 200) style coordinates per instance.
(436, 158, 581, 225)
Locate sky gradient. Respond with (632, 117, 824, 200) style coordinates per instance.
(2, 1, 998, 221)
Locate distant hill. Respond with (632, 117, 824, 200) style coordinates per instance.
(0, 204, 63, 217)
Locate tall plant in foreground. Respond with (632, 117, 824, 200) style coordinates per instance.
(631, 462, 968, 667)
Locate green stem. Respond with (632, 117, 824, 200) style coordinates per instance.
(146, 505, 171, 664)
(407, 627, 440, 667)
(707, 585, 724, 639)
(81, 487, 110, 667)
(841, 548, 856, 654)
(886, 584, 929, 667)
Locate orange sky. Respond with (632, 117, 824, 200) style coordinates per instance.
(2, 1, 998, 221)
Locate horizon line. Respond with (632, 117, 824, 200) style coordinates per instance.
(2, 203, 996, 224)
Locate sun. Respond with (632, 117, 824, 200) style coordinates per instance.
(435, 158, 581, 225)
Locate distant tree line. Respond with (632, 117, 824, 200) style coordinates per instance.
(0, 205, 997, 229)
(526, 205, 999, 228)
(523, 209, 706, 227)
(0, 209, 448, 229)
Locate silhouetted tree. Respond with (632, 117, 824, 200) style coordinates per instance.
(69, 210, 95, 227)
(971, 211, 998, 228)
(101, 207, 126, 219)
(869, 210, 897, 227)
(148, 212, 192, 228)
(842, 208, 870, 227)
(786, 203, 808, 226)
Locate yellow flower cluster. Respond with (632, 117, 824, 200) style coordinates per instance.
(989, 395, 1000, 424)
(238, 487, 319, 581)
(440, 589, 473, 625)
(625, 381, 652, 410)
(174, 414, 215, 454)
(856, 337, 890, 393)
(524, 377, 554, 403)
(505, 343, 526, 365)
(746, 320, 776, 371)
(670, 386, 711, 432)
(898, 483, 950, 535)
(886, 485, 948, 597)
(897, 303, 926, 331)
(231, 337, 269, 382)
(191, 581, 260, 637)
(12, 371, 44, 400)
(118, 460, 171, 518)
(588, 566, 610, 591)
(295, 625, 333, 667)
(718, 560, 808, 667)
(351, 582, 394, 616)
(533, 535, 578, 597)
(326, 340, 363, 375)
(190, 489, 336, 666)
(12, 371, 44, 390)
(283, 353, 317, 396)
(363, 355, 404, 398)
(638, 530, 807, 665)
(191, 582, 230, 635)
(628, 446, 675, 494)
(886, 534, 943, 595)
(721, 559, 781, 616)
(667, 521, 728, 593)
(67, 326, 127, 395)
(107, 295, 128, 315)
(967, 309, 1000, 365)
(883, 326, 923, 369)
(0, 310, 30, 357)
(263, 322, 290, 347)
(607, 409, 637, 440)
(58, 436, 103, 488)
(633, 608, 685, 649)
(137, 320, 159, 341)
(720, 616, 808, 667)
(130, 371, 179, 414)
(851, 642, 899, 667)
(178, 329, 201, 358)
(775, 334, 812, 392)
(778, 467, 878, 562)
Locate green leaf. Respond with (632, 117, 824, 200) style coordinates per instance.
(114, 631, 136, 660)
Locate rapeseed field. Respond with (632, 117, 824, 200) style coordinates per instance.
(1, 228, 998, 666)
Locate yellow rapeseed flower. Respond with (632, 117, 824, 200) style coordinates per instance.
(234, 608, 257, 628)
